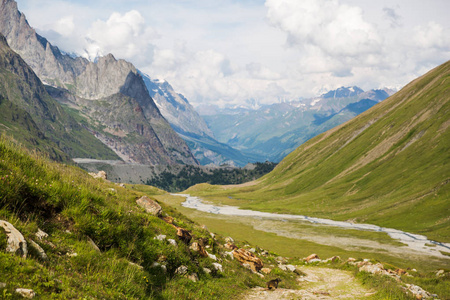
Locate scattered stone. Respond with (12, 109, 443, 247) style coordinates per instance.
(223, 251, 234, 260)
(176, 265, 188, 275)
(304, 253, 319, 263)
(119, 183, 125, 188)
(207, 252, 217, 261)
(28, 239, 48, 260)
(88, 170, 107, 180)
(261, 250, 269, 256)
(168, 239, 177, 247)
(275, 256, 287, 264)
(233, 248, 263, 272)
(225, 243, 237, 250)
(323, 256, 341, 263)
(15, 288, 35, 299)
(157, 255, 167, 262)
(0, 220, 27, 258)
(249, 248, 256, 253)
(187, 273, 199, 282)
(404, 284, 433, 299)
(395, 268, 407, 276)
(203, 267, 211, 274)
(67, 252, 78, 257)
(0, 282, 6, 288)
(136, 196, 162, 217)
(436, 269, 445, 277)
(35, 228, 48, 241)
(210, 232, 216, 239)
(225, 237, 234, 243)
(162, 216, 174, 224)
(359, 263, 389, 276)
(308, 259, 322, 263)
(129, 262, 143, 269)
(176, 227, 192, 244)
(154, 234, 166, 241)
(212, 262, 223, 272)
(87, 237, 100, 252)
(261, 268, 272, 274)
(190, 242, 208, 257)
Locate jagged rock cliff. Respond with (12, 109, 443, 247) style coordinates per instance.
(0, 0, 198, 165)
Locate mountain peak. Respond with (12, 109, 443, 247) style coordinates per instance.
(321, 86, 364, 99)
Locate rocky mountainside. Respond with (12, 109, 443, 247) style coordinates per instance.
(140, 72, 253, 166)
(0, 33, 118, 161)
(0, 0, 197, 166)
(203, 86, 393, 162)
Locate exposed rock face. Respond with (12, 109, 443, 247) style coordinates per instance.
(0, 0, 198, 166)
(136, 196, 162, 217)
(0, 220, 27, 257)
(232, 248, 263, 272)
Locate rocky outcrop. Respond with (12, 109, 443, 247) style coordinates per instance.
(136, 196, 162, 217)
(0, 220, 27, 257)
(28, 239, 47, 261)
(0, 0, 198, 166)
(88, 170, 107, 180)
(232, 248, 264, 272)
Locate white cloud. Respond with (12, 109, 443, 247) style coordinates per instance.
(84, 10, 159, 64)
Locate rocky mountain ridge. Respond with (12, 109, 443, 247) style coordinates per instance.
(0, 0, 197, 166)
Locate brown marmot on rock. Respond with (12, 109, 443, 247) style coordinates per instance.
(266, 278, 281, 290)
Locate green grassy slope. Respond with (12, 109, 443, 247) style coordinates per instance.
(188, 61, 450, 242)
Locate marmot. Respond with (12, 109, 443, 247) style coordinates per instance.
(266, 278, 281, 290)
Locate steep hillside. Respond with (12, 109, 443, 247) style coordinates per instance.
(189, 61, 450, 242)
(0, 0, 197, 166)
(203, 87, 392, 162)
(0, 34, 118, 161)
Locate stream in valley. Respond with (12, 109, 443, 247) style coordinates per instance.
(172, 194, 450, 259)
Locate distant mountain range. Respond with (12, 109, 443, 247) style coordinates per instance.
(202, 86, 395, 162)
(190, 60, 450, 242)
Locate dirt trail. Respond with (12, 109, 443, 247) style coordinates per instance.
(242, 266, 373, 299)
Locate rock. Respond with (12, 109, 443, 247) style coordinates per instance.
(233, 248, 263, 272)
(224, 243, 237, 250)
(119, 183, 125, 188)
(261, 268, 272, 274)
(275, 256, 287, 264)
(308, 259, 321, 263)
(89, 170, 107, 180)
(304, 253, 319, 263)
(154, 234, 166, 241)
(436, 269, 445, 277)
(28, 239, 48, 260)
(210, 232, 216, 239)
(176, 265, 188, 275)
(87, 236, 100, 252)
(157, 255, 167, 262)
(285, 264, 297, 272)
(249, 248, 256, 253)
(190, 242, 208, 258)
(223, 251, 234, 260)
(168, 239, 177, 247)
(176, 227, 192, 244)
(212, 263, 223, 272)
(136, 196, 162, 217)
(207, 252, 217, 261)
(359, 263, 389, 276)
(261, 250, 269, 256)
(203, 267, 211, 274)
(35, 228, 48, 241)
(162, 216, 174, 224)
(225, 237, 234, 243)
(187, 273, 199, 282)
(0, 282, 6, 288)
(15, 288, 35, 298)
(405, 284, 432, 299)
(0, 220, 27, 258)
(323, 256, 341, 263)
(396, 268, 407, 276)
(67, 252, 78, 257)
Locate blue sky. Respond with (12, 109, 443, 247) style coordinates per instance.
(17, 0, 450, 107)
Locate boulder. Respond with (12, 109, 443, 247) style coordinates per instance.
(212, 262, 223, 272)
(0, 220, 27, 258)
(233, 248, 263, 272)
(88, 170, 107, 180)
(175, 265, 188, 275)
(189, 242, 208, 258)
(15, 288, 35, 299)
(176, 227, 192, 244)
(29, 239, 48, 261)
(136, 196, 162, 217)
(304, 253, 319, 263)
(35, 228, 48, 241)
(207, 252, 217, 261)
